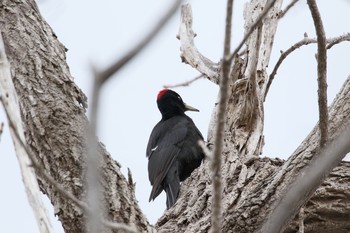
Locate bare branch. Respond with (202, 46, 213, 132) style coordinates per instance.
(279, 0, 300, 18)
(96, 0, 182, 85)
(265, 37, 316, 99)
(0, 121, 3, 142)
(87, 67, 103, 232)
(265, 33, 350, 100)
(86, 2, 183, 232)
(178, 4, 219, 84)
(210, 0, 233, 232)
(327, 33, 350, 49)
(163, 74, 204, 88)
(308, 0, 328, 147)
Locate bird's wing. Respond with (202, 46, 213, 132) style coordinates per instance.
(146, 117, 188, 200)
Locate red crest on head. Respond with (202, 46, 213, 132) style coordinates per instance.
(157, 89, 168, 100)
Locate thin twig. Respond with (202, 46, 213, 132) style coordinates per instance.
(0, 121, 3, 142)
(307, 0, 328, 147)
(326, 33, 350, 49)
(265, 37, 316, 99)
(279, 0, 300, 18)
(96, 0, 182, 85)
(210, 0, 233, 232)
(228, 0, 278, 63)
(163, 74, 204, 88)
(86, 1, 182, 231)
(87, 67, 103, 232)
(264, 33, 350, 100)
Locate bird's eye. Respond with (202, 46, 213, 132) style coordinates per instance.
(178, 96, 182, 100)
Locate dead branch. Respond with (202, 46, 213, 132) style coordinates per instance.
(265, 37, 316, 100)
(163, 74, 204, 88)
(308, 0, 328, 147)
(177, 4, 220, 84)
(211, 1, 234, 231)
(327, 33, 350, 49)
(265, 33, 350, 100)
(96, 0, 182, 85)
(279, 0, 300, 18)
(86, 1, 183, 232)
(0, 121, 3, 142)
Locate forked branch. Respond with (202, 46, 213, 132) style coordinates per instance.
(178, 4, 220, 84)
(265, 33, 350, 100)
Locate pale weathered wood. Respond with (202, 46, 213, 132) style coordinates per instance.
(177, 4, 220, 84)
(156, 1, 350, 232)
(0, 33, 55, 233)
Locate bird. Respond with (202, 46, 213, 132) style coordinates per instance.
(146, 89, 204, 209)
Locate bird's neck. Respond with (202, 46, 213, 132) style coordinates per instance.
(161, 111, 185, 121)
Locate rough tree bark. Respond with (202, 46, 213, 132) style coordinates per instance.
(0, 1, 152, 232)
(157, 2, 350, 232)
(1, 0, 350, 233)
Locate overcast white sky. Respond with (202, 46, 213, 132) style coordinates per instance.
(1, 0, 349, 232)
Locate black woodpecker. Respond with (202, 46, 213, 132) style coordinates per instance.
(146, 89, 204, 209)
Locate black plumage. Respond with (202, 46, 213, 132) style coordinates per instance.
(146, 89, 204, 209)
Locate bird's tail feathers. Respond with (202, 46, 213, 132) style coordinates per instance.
(149, 184, 163, 202)
(164, 168, 180, 209)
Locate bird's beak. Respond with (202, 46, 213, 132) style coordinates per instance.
(184, 103, 199, 112)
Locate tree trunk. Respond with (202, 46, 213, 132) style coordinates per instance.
(1, 0, 350, 233)
(0, 0, 152, 232)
